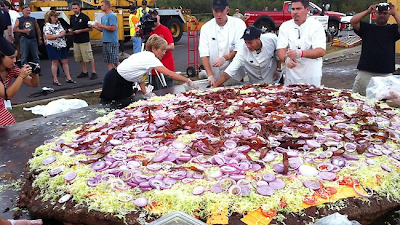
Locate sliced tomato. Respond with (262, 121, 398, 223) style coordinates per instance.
(279, 198, 288, 208)
(303, 194, 318, 205)
(376, 174, 382, 185)
(261, 209, 277, 218)
(315, 187, 337, 199)
(339, 176, 359, 187)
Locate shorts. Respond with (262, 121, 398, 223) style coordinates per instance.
(102, 42, 119, 64)
(73, 42, 94, 62)
(46, 45, 68, 60)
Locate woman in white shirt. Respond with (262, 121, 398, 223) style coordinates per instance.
(100, 34, 198, 107)
(43, 10, 75, 86)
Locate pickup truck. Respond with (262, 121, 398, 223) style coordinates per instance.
(244, 1, 348, 36)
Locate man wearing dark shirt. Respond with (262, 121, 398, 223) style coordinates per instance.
(70, 2, 97, 79)
(0, 1, 13, 42)
(350, 2, 400, 96)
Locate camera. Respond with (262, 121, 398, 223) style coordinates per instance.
(377, 3, 390, 12)
(138, 10, 156, 42)
(15, 60, 41, 74)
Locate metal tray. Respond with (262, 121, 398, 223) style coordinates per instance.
(183, 79, 211, 91)
(148, 212, 206, 225)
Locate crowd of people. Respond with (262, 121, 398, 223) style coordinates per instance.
(2, 0, 400, 128)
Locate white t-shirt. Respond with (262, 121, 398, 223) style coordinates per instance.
(199, 16, 246, 80)
(117, 51, 163, 83)
(9, 10, 20, 32)
(226, 33, 278, 84)
(277, 17, 326, 86)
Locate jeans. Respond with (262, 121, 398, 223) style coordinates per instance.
(20, 36, 40, 66)
(132, 36, 142, 54)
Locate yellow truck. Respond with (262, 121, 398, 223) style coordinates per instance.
(27, 0, 198, 55)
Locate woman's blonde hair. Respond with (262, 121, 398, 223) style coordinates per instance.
(44, 10, 60, 23)
(146, 34, 167, 51)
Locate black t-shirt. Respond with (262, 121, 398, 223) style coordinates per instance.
(2, 9, 11, 31)
(70, 13, 90, 43)
(0, 10, 5, 36)
(355, 21, 400, 73)
(18, 16, 37, 39)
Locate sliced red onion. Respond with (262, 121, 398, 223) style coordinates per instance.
(230, 174, 246, 181)
(62, 149, 74, 156)
(381, 164, 392, 172)
(228, 185, 242, 195)
(135, 197, 148, 207)
(299, 165, 318, 177)
(49, 166, 65, 177)
(317, 162, 334, 172)
(237, 145, 251, 153)
(87, 177, 100, 187)
(240, 129, 256, 138)
(165, 152, 179, 162)
(64, 172, 77, 182)
(251, 163, 262, 172)
(262, 174, 277, 182)
(353, 184, 373, 198)
(342, 154, 359, 161)
(152, 151, 169, 163)
(319, 172, 336, 181)
(224, 140, 237, 149)
(288, 158, 303, 169)
(146, 164, 162, 171)
(220, 178, 235, 190)
(92, 161, 106, 171)
(210, 170, 223, 179)
(221, 166, 237, 174)
(272, 164, 284, 174)
(155, 120, 167, 127)
(192, 172, 205, 179)
(344, 143, 357, 153)
(182, 178, 195, 184)
(269, 179, 285, 190)
(58, 194, 71, 204)
(177, 153, 191, 161)
(365, 158, 375, 165)
(110, 139, 122, 146)
(170, 171, 187, 180)
(214, 155, 226, 166)
(256, 180, 269, 187)
(331, 158, 346, 168)
(240, 185, 251, 196)
(111, 153, 127, 161)
(149, 179, 165, 189)
(368, 148, 383, 156)
(210, 184, 223, 193)
(303, 179, 321, 190)
(127, 161, 140, 169)
(262, 153, 277, 162)
(192, 186, 205, 195)
(42, 156, 57, 165)
(172, 141, 186, 149)
(163, 177, 177, 185)
(256, 185, 275, 196)
(306, 140, 321, 148)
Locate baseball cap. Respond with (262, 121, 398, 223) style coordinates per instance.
(213, 0, 228, 10)
(129, 5, 137, 12)
(149, 9, 158, 15)
(242, 27, 261, 40)
(0, 37, 16, 57)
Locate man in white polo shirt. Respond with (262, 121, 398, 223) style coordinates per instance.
(276, 0, 326, 86)
(212, 27, 281, 87)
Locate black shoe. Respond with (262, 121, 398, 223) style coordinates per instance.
(66, 79, 76, 84)
(77, 72, 88, 78)
(90, 72, 98, 80)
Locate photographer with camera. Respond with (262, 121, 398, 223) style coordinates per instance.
(149, 9, 175, 90)
(0, 36, 40, 127)
(100, 34, 198, 107)
(350, 2, 400, 96)
(43, 10, 75, 86)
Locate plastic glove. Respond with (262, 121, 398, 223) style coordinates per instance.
(186, 79, 199, 89)
(286, 49, 302, 60)
(212, 57, 226, 67)
(285, 57, 298, 69)
(144, 92, 156, 98)
(383, 91, 400, 107)
(208, 75, 216, 86)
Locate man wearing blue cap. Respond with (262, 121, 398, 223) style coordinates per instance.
(199, 0, 246, 86)
(212, 27, 281, 87)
